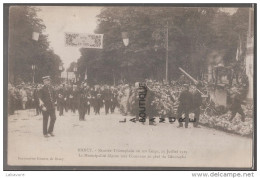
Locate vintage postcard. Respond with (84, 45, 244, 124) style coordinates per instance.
(4, 4, 256, 170)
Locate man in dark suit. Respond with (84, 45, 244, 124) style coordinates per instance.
(57, 85, 65, 116)
(110, 87, 118, 113)
(39, 76, 57, 138)
(78, 84, 87, 121)
(103, 86, 112, 115)
(190, 85, 202, 128)
(71, 85, 79, 113)
(177, 84, 192, 128)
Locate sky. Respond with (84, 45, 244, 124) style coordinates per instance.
(37, 6, 102, 69)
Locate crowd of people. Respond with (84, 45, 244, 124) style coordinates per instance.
(55, 83, 119, 120)
(8, 78, 247, 121)
(8, 82, 119, 119)
(8, 74, 249, 137)
(8, 82, 43, 115)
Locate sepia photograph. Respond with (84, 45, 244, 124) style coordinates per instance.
(4, 4, 256, 170)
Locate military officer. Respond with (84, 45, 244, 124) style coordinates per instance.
(39, 76, 57, 138)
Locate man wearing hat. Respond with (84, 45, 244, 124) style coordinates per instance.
(69, 84, 78, 113)
(103, 85, 112, 115)
(110, 87, 118, 114)
(177, 84, 192, 128)
(78, 83, 87, 121)
(39, 76, 57, 138)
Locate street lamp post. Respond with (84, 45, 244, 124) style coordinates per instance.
(31, 32, 39, 84)
(31, 64, 36, 84)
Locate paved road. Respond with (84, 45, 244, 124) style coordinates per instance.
(7, 108, 253, 168)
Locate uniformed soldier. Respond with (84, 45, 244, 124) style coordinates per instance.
(78, 84, 87, 121)
(177, 84, 192, 128)
(39, 76, 57, 138)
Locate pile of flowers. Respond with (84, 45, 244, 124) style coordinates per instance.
(200, 111, 253, 137)
(147, 80, 180, 117)
(116, 80, 254, 137)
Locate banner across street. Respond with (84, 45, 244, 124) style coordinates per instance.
(65, 32, 103, 49)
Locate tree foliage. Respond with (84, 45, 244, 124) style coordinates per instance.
(71, 7, 250, 85)
(8, 6, 62, 84)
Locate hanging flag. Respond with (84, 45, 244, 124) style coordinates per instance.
(65, 32, 103, 49)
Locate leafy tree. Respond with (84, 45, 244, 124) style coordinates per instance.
(70, 6, 249, 85)
(8, 6, 62, 84)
